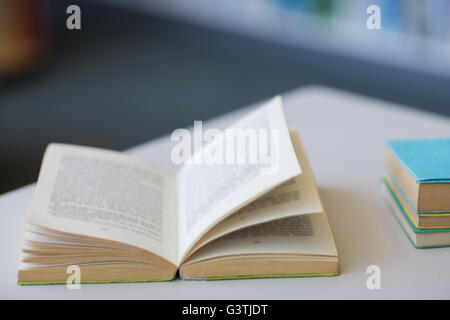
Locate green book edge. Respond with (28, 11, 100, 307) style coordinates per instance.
(19, 273, 339, 285)
(382, 178, 450, 249)
(18, 278, 173, 286)
(198, 273, 338, 281)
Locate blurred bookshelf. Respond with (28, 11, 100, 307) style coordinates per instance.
(0, 0, 47, 78)
(101, 0, 450, 79)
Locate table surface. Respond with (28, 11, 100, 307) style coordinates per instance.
(2, 86, 450, 299)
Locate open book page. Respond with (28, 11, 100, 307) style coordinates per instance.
(27, 144, 178, 265)
(185, 130, 323, 256)
(183, 213, 338, 265)
(177, 97, 301, 263)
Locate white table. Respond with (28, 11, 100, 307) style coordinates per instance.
(2, 86, 450, 299)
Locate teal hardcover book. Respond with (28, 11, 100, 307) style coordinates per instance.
(386, 138, 450, 183)
(385, 137, 450, 214)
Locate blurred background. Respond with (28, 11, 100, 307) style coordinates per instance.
(1, 0, 450, 194)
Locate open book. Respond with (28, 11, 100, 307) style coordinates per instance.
(18, 97, 338, 284)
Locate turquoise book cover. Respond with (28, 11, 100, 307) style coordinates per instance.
(386, 138, 450, 183)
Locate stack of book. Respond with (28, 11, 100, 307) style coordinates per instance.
(382, 138, 450, 248)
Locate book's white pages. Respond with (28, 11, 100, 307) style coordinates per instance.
(26, 96, 302, 268)
(184, 214, 337, 265)
(185, 129, 324, 257)
(183, 131, 337, 265)
(27, 145, 179, 265)
(177, 97, 302, 262)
